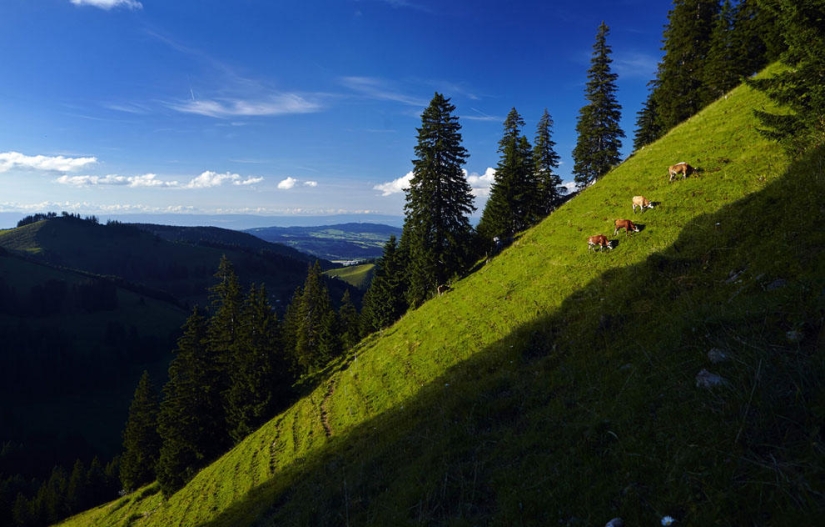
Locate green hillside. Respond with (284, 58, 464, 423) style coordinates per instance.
(324, 262, 376, 290)
(0, 218, 321, 307)
(63, 65, 824, 526)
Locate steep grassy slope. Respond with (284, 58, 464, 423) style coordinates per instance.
(64, 65, 824, 526)
(324, 262, 376, 290)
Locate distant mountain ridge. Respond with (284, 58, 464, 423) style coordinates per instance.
(246, 222, 402, 261)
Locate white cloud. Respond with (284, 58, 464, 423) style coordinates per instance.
(340, 77, 429, 107)
(55, 170, 261, 189)
(0, 151, 97, 173)
(185, 171, 261, 188)
(235, 176, 264, 186)
(56, 173, 178, 188)
(373, 171, 413, 196)
(170, 94, 321, 118)
(466, 167, 496, 197)
(278, 177, 298, 190)
(303, 180, 318, 187)
(70, 0, 143, 10)
(373, 168, 496, 198)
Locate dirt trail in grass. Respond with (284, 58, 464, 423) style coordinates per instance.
(320, 378, 337, 438)
(269, 421, 283, 476)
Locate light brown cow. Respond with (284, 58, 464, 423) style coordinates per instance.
(668, 162, 696, 182)
(587, 234, 612, 251)
(632, 195, 654, 213)
(614, 219, 639, 236)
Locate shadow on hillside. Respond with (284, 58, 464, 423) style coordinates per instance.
(196, 146, 825, 527)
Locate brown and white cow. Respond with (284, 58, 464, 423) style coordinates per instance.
(632, 195, 654, 213)
(614, 219, 639, 236)
(587, 234, 613, 251)
(668, 162, 696, 182)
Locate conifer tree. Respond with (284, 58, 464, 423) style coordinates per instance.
(337, 289, 360, 351)
(478, 108, 536, 240)
(156, 307, 227, 497)
(119, 370, 161, 492)
(732, 0, 783, 69)
(207, 255, 243, 384)
(403, 93, 475, 308)
(749, 0, 825, 154)
(533, 109, 563, 216)
(653, 0, 720, 131)
(572, 22, 625, 189)
(703, 0, 740, 102)
(66, 460, 87, 516)
(290, 261, 337, 373)
(225, 284, 289, 443)
(633, 80, 663, 151)
(360, 235, 408, 334)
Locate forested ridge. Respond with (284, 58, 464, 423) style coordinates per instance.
(4, 0, 825, 525)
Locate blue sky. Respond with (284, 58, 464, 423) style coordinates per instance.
(0, 0, 671, 228)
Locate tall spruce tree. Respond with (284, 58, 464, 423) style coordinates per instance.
(533, 109, 563, 216)
(732, 0, 784, 70)
(289, 261, 337, 374)
(572, 22, 625, 189)
(653, 0, 720, 131)
(225, 284, 289, 443)
(633, 80, 664, 151)
(478, 108, 537, 240)
(749, 0, 825, 154)
(360, 235, 408, 334)
(703, 0, 740, 102)
(403, 92, 475, 308)
(207, 255, 243, 381)
(156, 307, 227, 496)
(337, 289, 360, 351)
(119, 370, 161, 492)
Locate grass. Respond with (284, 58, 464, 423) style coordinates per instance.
(61, 63, 825, 526)
(324, 262, 376, 290)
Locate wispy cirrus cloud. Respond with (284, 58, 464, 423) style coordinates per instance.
(462, 107, 501, 122)
(0, 151, 97, 173)
(613, 51, 660, 79)
(70, 0, 143, 10)
(341, 77, 429, 107)
(170, 94, 322, 118)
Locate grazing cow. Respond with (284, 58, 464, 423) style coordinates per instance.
(437, 284, 451, 296)
(614, 219, 639, 236)
(632, 195, 654, 213)
(668, 162, 696, 182)
(587, 234, 612, 252)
